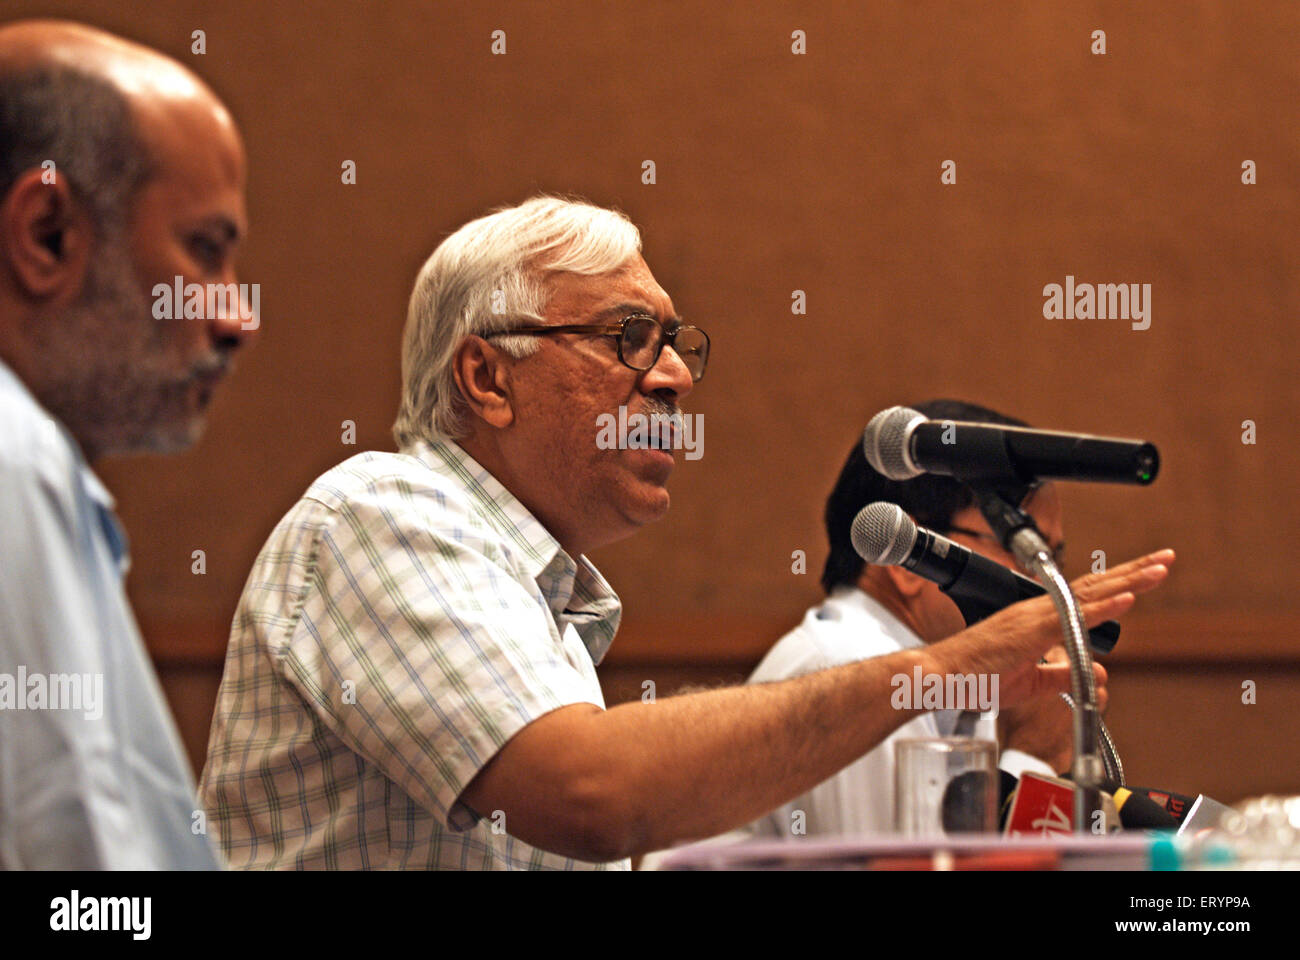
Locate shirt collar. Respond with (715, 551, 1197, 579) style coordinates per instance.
(0, 357, 129, 570)
(81, 465, 130, 571)
(824, 583, 924, 651)
(403, 439, 622, 664)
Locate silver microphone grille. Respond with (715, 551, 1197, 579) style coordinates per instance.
(850, 502, 918, 566)
(862, 406, 926, 480)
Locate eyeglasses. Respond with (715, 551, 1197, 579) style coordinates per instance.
(488, 313, 710, 382)
(944, 525, 1067, 571)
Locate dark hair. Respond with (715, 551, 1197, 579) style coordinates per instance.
(0, 62, 151, 232)
(820, 399, 1031, 593)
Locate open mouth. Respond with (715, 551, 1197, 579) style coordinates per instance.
(597, 405, 688, 458)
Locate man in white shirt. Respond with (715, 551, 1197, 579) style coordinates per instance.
(745, 399, 1093, 839)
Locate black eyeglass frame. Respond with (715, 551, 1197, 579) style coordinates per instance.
(486, 313, 710, 382)
(942, 524, 1068, 570)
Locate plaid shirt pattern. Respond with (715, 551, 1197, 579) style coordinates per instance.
(199, 440, 627, 869)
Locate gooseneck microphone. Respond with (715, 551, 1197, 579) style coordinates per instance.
(850, 502, 1119, 654)
(863, 406, 1160, 486)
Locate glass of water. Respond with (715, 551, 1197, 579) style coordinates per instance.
(895, 737, 999, 837)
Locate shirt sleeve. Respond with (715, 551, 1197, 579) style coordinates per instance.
(0, 435, 215, 869)
(277, 476, 605, 832)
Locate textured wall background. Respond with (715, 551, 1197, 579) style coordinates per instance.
(8, 0, 1297, 803)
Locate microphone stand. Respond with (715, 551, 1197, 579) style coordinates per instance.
(974, 486, 1124, 835)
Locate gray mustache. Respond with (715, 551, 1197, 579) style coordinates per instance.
(641, 398, 681, 421)
(190, 351, 232, 382)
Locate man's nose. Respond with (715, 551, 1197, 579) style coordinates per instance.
(640, 342, 694, 400)
(208, 272, 259, 348)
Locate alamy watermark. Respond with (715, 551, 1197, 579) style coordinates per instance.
(0, 666, 103, 720)
(890, 666, 998, 712)
(1042, 275, 1150, 330)
(595, 405, 703, 460)
(50, 890, 150, 940)
(152, 275, 260, 330)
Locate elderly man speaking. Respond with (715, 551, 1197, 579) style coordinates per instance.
(200, 196, 1172, 870)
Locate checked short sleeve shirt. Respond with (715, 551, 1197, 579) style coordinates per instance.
(198, 440, 628, 869)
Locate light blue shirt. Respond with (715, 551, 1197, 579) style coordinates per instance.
(0, 358, 219, 869)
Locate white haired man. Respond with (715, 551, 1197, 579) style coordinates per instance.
(199, 195, 1172, 869)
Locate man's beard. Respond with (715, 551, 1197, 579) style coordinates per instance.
(29, 234, 229, 459)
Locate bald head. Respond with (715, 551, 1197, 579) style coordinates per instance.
(0, 20, 239, 228)
(0, 20, 252, 460)
(0, 19, 214, 93)
(1, 19, 200, 80)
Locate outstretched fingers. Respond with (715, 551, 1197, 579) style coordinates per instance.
(1069, 549, 1174, 604)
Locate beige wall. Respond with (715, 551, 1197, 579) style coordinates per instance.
(10, 1, 1297, 804)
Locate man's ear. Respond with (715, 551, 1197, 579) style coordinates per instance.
(452, 335, 516, 430)
(884, 564, 928, 599)
(0, 168, 94, 301)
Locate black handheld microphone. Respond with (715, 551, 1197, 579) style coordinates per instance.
(940, 769, 1010, 833)
(1086, 779, 1224, 832)
(863, 406, 1159, 486)
(1116, 785, 1196, 824)
(850, 502, 1119, 654)
(1112, 788, 1181, 830)
(1111, 786, 1231, 834)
